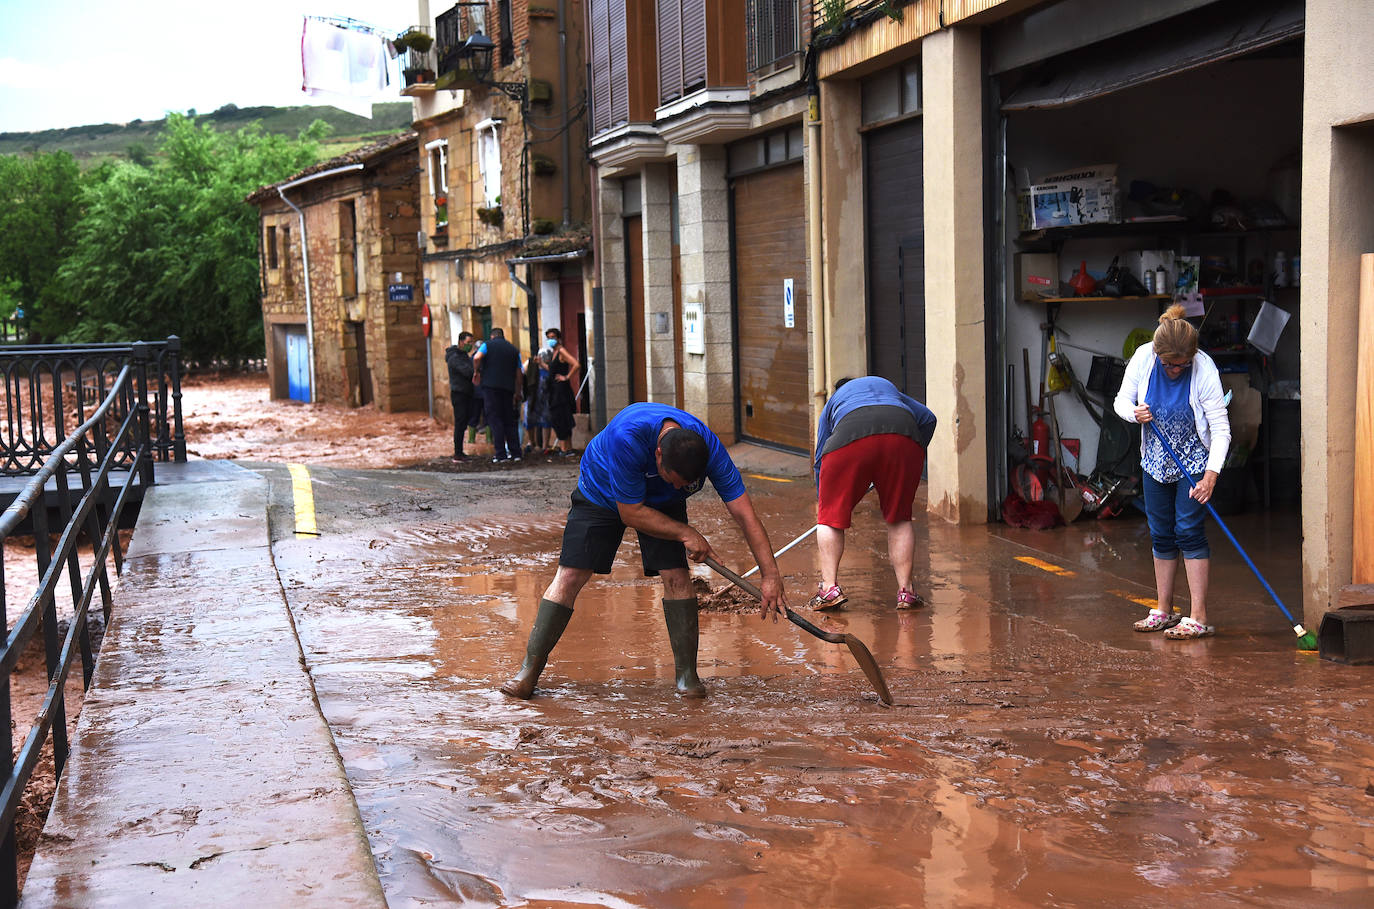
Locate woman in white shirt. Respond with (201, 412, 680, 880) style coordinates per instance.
(1113, 304, 1232, 639)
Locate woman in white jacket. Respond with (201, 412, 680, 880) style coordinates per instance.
(1113, 304, 1232, 639)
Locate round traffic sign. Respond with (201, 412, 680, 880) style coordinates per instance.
(420, 302, 432, 338)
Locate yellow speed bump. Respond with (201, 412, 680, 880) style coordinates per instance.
(287, 463, 319, 537)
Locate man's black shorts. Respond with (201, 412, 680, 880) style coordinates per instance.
(559, 489, 689, 576)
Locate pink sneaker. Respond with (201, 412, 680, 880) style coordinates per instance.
(896, 588, 925, 609)
(807, 584, 848, 611)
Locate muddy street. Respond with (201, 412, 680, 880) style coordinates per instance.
(248, 455, 1374, 908)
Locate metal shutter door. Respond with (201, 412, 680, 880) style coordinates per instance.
(610, 0, 629, 126)
(865, 117, 926, 401)
(733, 163, 809, 451)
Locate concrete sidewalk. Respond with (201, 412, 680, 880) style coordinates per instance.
(20, 473, 385, 907)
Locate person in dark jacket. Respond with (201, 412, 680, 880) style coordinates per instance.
(444, 332, 476, 461)
(542, 328, 580, 456)
(472, 327, 523, 463)
(811, 376, 938, 611)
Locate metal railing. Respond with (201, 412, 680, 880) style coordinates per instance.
(0, 351, 153, 904)
(435, 2, 488, 74)
(0, 337, 184, 477)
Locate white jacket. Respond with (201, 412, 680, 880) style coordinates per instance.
(1113, 345, 1233, 476)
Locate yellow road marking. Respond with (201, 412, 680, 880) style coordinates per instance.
(1107, 588, 1175, 611)
(288, 463, 319, 537)
(1014, 556, 1076, 577)
(745, 473, 792, 483)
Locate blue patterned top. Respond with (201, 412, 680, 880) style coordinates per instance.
(1142, 358, 1209, 483)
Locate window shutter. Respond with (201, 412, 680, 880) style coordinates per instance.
(775, 0, 797, 63)
(591, 0, 613, 133)
(657, 0, 682, 104)
(681, 0, 706, 91)
(610, 0, 629, 127)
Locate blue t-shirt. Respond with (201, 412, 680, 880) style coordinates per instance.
(577, 403, 746, 510)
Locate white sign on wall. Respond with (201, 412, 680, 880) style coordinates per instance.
(783, 278, 795, 328)
(683, 296, 705, 354)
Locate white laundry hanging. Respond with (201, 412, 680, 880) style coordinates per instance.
(300, 17, 393, 115)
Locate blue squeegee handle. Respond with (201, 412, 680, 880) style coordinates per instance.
(1145, 419, 1301, 629)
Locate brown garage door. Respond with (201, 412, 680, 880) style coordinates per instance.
(733, 163, 808, 451)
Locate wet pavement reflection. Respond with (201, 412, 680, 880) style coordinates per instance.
(264, 464, 1374, 907)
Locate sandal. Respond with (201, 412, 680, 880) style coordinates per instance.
(896, 588, 925, 610)
(807, 584, 848, 611)
(1133, 609, 1182, 633)
(1163, 617, 1215, 639)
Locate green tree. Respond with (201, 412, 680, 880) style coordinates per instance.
(0, 150, 83, 341)
(57, 114, 328, 362)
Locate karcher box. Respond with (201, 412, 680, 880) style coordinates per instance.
(1017, 164, 1121, 231)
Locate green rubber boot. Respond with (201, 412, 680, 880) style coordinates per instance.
(662, 597, 706, 698)
(499, 599, 574, 699)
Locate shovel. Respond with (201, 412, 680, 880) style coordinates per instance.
(703, 556, 893, 705)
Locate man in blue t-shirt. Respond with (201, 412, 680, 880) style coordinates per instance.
(500, 402, 789, 700)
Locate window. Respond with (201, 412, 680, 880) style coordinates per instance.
(476, 119, 503, 208)
(499, 0, 514, 66)
(266, 225, 279, 269)
(726, 124, 803, 176)
(426, 139, 449, 233)
(861, 58, 922, 126)
(747, 0, 798, 71)
(281, 225, 293, 285)
(339, 200, 358, 298)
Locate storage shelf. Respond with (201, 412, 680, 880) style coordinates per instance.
(1036, 294, 1173, 303)
(1019, 222, 1299, 245)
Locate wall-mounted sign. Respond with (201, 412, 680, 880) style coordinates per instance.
(783, 278, 795, 328)
(388, 283, 414, 302)
(420, 302, 432, 338)
(653, 311, 670, 335)
(683, 296, 705, 354)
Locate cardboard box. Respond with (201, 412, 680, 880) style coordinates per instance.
(1017, 164, 1121, 231)
(1014, 253, 1060, 301)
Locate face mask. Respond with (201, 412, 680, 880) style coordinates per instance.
(545, 338, 557, 349)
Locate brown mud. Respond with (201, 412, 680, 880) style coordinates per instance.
(264, 459, 1374, 907)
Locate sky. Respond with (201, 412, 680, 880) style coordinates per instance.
(0, 0, 417, 133)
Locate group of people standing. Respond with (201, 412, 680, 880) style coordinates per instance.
(444, 327, 580, 463)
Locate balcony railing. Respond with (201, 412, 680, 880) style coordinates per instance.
(0, 352, 153, 903)
(435, 2, 490, 78)
(0, 338, 185, 477)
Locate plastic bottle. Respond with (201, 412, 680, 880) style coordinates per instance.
(1229, 313, 1242, 344)
(1155, 265, 1169, 296)
(1273, 251, 1288, 288)
(1291, 254, 1300, 287)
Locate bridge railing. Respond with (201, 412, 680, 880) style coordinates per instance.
(0, 345, 154, 904)
(0, 337, 185, 477)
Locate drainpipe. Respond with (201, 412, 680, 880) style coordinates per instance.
(276, 163, 365, 403)
(806, 80, 828, 431)
(557, 0, 572, 227)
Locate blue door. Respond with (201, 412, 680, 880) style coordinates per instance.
(286, 327, 311, 402)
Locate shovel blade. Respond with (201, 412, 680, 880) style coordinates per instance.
(843, 635, 893, 705)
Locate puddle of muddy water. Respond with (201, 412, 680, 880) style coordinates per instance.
(271, 486, 1374, 908)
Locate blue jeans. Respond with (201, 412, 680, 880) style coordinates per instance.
(1142, 472, 1210, 560)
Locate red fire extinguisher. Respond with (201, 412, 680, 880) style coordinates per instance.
(1029, 411, 1052, 463)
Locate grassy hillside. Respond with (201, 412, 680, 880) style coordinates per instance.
(0, 102, 413, 161)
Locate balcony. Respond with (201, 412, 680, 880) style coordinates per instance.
(396, 25, 437, 96)
(435, 2, 489, 91)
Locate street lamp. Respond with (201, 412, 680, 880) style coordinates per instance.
(459, 32, 527, 105)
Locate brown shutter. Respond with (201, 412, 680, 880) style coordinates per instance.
(657, 0, 682, 103)
(681, 0, 706, 91)
(610, 0, 629, 126)
(591, 0, 613, 133)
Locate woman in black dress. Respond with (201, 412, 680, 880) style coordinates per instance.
(542, 328, 580, 456)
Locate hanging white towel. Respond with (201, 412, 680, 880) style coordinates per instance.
(300, 17, 391, 111)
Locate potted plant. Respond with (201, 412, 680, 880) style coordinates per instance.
(477, 206, 504, 228)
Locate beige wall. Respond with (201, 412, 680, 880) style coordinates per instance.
(921, 27, 988, 525)
(819, 80, 867, 390)
(1301, 0, 1374, 624)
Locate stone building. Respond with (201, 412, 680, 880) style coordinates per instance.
(247, 132, 427, 411)
(402, 0, 592, 431)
